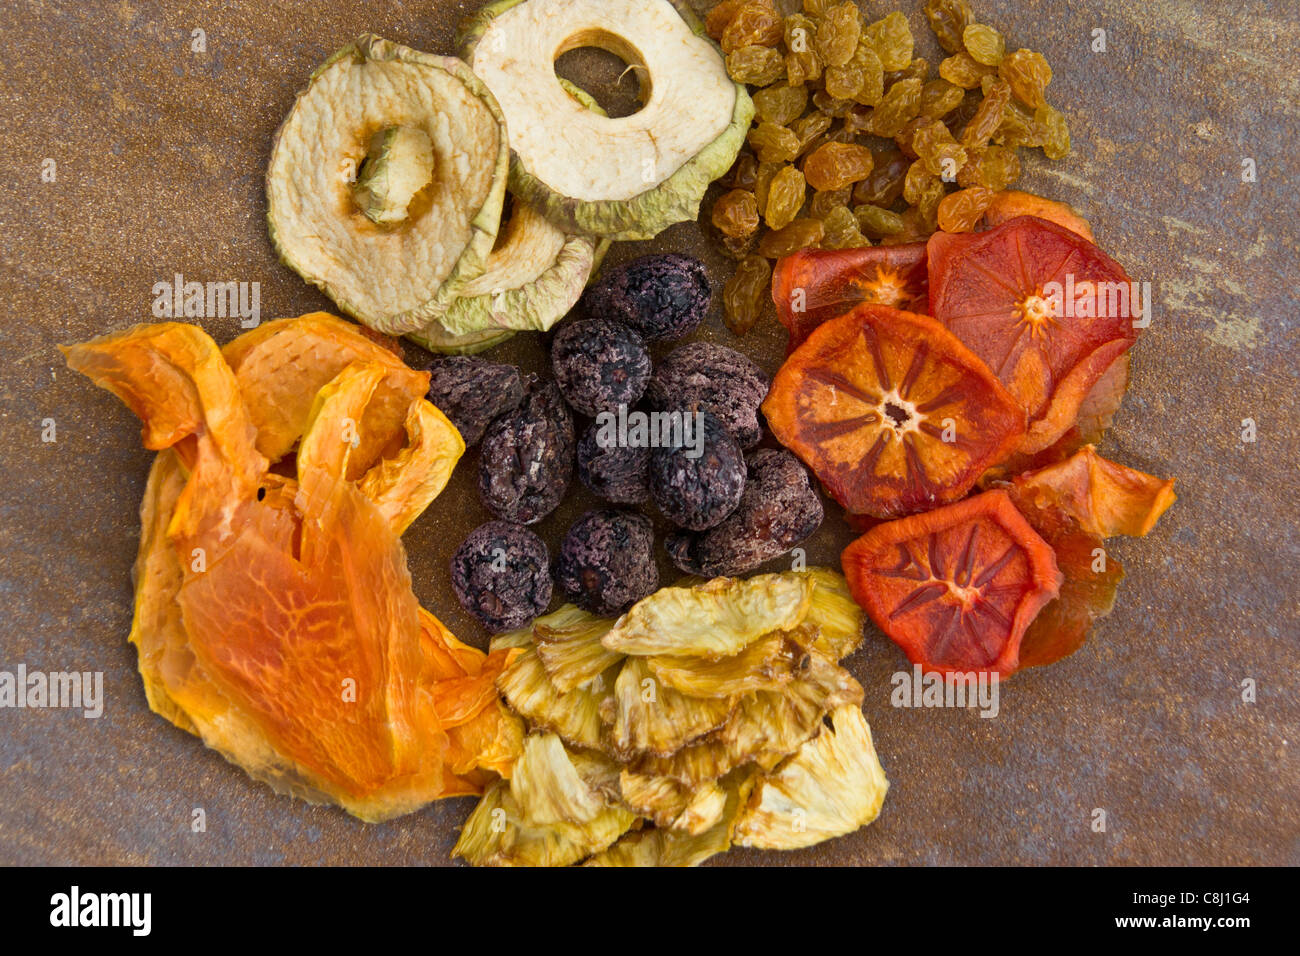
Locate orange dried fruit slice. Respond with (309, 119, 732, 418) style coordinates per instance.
(772, 244, 929, 354)
(927, 215, 1142, 455)
(981, 190, 1095, 242)
(842, 489, 1062, 676)
(762, 304, 1026, 519)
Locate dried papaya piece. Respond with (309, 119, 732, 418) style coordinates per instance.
(981, 189, 1094, 241)
(772, 244, 929, 354)
(762, 304, 1026, 518)
(842, 489, 1062, 675)
(927, 215, 1141, 454)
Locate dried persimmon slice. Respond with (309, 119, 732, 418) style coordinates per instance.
(762, 304, 1026, 519)
(842, 490, 1062, 676)
(773, 244, 929, 354)
(927, 216, 1142, 455)
(980, 190, 1095, 242)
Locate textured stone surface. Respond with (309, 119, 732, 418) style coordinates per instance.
(0, 0, 1296, 866)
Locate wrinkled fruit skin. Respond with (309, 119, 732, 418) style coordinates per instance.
(551, 317, 652, 417)
(645, 342, 771, 449)
(576, 421, 650, 505)
(451, 521, 552, 633)
(425, 355, 524, 447)
(479, 378, 574, 524)
(842, 489, 1061, 676)
(583, 254, 711, 342)
(667, 449, 824, 577)
(649, 410, 746, 531)
(556, 509, 659, 616)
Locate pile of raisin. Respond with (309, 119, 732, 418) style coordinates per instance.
(706, 0, 1071, 333)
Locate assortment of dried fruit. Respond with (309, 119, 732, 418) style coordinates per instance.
(453, 571, 888, 866)
(706, 0, 1075, 337)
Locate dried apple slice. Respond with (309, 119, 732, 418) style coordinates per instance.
(772, 244, 929, 354)
(927, 216, 1142, 454)
(842, 489, 1062, 676)
(762, 304, 1026, 519)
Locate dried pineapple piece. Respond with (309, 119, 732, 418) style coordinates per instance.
(732, 705, 889, 850)
(801, 568, 866, 660)
(510, 733, 608, 826)
(584, 821, 730, 868)
(631, 735, 744, 789)
(497, 649, 617, 754)
(605, 657, 736, 759)
(453, 779, 636, 867)
(645, 631, 801, 699)
(618, 771, 727, 834)
(532, 605, 623, 693)
(601, 573, 814, 659)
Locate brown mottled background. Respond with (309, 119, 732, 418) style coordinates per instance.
(0, 0, 1296, 866)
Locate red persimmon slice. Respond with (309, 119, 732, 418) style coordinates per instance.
(927, 216, 1142, 455)
(980, 190, 1095, 243)
(772, 244, 929, 354)
(762, 304, 1026, 519)
(842, 489, 1062, 676)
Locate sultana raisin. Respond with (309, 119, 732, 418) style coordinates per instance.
(754, 161, 782, 214)
(821, 205, 870, 249)
(723, 254, 772, 336)
(912, 119, 969, 180)
(843, 105, 874, 136)
(725, 150, 759, 191)
(855, 203, 905, 236)
(803, 141, 875, 191)
(960, 78, 1011, 148)
(894, 116, 930, 158)
(886, 58, 930, 86)
(1036, 104, 1071, 159)
(764, 164, 808, 230)
(712, 188, 760, 238)
(853, 147, 910, 206)
(791, 112, 833, 154)
(758, 217, 825, 258)
(920, 78, 966, 118)
(939, 51, 996, 89)
(721, 2, 784, 54)
(727, 45, 786, 86)
(924, 0, 972, 55)
(994, 101, 1046, 148)
(749, 122, 801, 163)
(937, 186, 995, 232)
(847, 41, 886, 105)
(706, 0, 744, 41)
(999, 49, 1053, 109)
(956, 144, 1021, 189)
(809, 187, 853, 220)
(812, 90, 855, 117)
(881, 206, 932, 245)
(903, 159, 941, 206)
(753, 84, 809, 126)
(963, 24, 1005, 66)
(814, 2, 862, 69)
(825, 63, 865, 100)
(803, 0, 832, 14)
(862, 11, 913, 72)
(867, 77, 923, 136)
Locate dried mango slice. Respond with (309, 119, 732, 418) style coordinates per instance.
(732, 705, 889, 851)
(773, 244, 929, 354)
(981, 189, 1095, 242)
(927, 216, 1141, 454)
(601, 573, 814, 659)
(843, 489, 1062, 676)
(605, 657, 737, 760)
(763, 304, 1026, 519)
(1008, 445, 1177, 539)
(64, 317, 501, 822)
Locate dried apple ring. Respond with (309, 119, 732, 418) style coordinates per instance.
(772, 244, 930, 354)
(762, 304, 1026, 519)
(842, 489, 1062, 676)
(927, 215, 1142, 455)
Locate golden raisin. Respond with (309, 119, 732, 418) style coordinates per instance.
(937, 186, 995, 232)
(913, 119, 969, 180)
(803, 141, 875, 191)
(855, 203, 905, 236)
(748, 123, 800, 163)
(759, 217, 825, 258)
(862, 12, 913, 72)
(821, 205, 870, 249)
(723, 254, 772, 336)
(706, 0, 745, 40)
(939, 52, 996, 89)
(725, 151, 759, 191)
(765, 164, 808, 230)
(999, 49, 1053, 109)
(920, 78, 966, 118)
(814, 2, 862, 69)
(727, 45, 786, 85)
(791, 112, 833, 154)
(960, 78, 1011, 148)
(867, 77, 923, 136)
(963, 24, 1005, 66)
(956, 144, 1021, 190)
(809, 187, 853, 220)
(853, 148, 910, 206)
(1036, 105, 1071, 159)
(924, 0, 973, 55)
(712, 189, 760, 239)
(753, 84, 809, 126)
(721, 2, 784, 54)
(847, 41, 886, 105)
